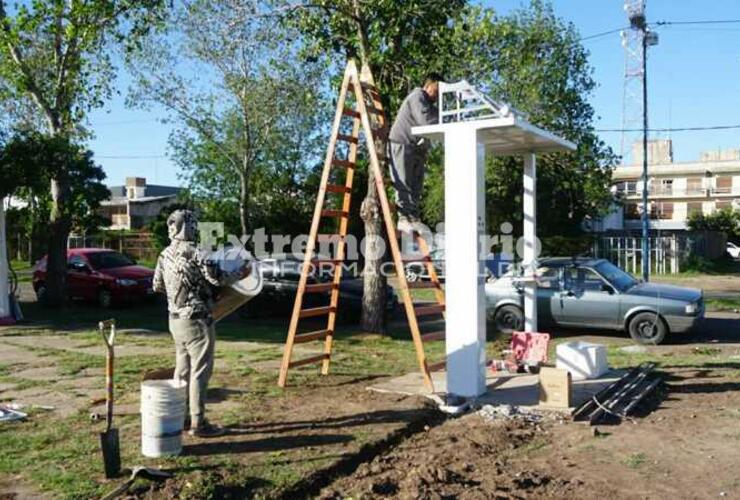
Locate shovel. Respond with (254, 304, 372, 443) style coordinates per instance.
(99, 319, 121, 479)
(100, 466, 172, 500)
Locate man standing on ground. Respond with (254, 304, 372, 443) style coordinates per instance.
(389, 73, 443, 233)
(153, 209, 248, 438)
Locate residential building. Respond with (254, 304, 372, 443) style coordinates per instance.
(98, 177, 183, 230)
(603, 140, 740, 232)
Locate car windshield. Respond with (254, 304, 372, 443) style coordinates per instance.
(87, 251, 135, 270)
(595, 261, 638, 292)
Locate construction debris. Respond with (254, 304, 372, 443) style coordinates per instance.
(572, 363, 661, 425)
(478, 404, 544, 423)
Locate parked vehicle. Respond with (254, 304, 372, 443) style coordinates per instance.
(239, 257, 397, 319)
(33, 248, 155, 307)
(727, 242, 740, 260)
(404, 249, 513, 283)
(485, 257, 704, 345)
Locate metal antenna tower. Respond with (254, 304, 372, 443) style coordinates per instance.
(621, 0, 658, 282)
(620, 0, 646, 163)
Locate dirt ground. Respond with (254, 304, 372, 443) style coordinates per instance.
(317, 360, 740, 500)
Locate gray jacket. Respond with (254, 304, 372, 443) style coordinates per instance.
(153, 241, 240, 320)
(389, 87, 439, 145)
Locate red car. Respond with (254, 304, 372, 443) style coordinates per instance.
(33, 248, 155, 307)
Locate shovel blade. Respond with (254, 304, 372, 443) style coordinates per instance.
(100, 428, 121, 479)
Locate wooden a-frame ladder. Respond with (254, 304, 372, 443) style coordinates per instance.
(277, 59, 446, 392)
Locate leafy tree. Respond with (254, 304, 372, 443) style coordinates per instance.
(0, 133, 109, 302)
(688, 208, 740, 241)
(128, 0, 329, 240)
(0, 0, 167, 305)
(423, 2, 616, 238)
(287, 0, 465, 333)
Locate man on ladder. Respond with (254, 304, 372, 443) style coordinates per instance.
(388, 73, 443, 233)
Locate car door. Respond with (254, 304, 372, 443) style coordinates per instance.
(555, 265, 621, 329)
(534, 266, 562, 327)
(66, 254, 90, 299)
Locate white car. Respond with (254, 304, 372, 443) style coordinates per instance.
(727, 242, 740, 260)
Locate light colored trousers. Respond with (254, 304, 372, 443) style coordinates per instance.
(169, 317, 215, 427)
(389, 142, 429, 220)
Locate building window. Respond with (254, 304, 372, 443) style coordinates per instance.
(687, 202, 703, 216)
(625, 203, 641, 220)
(716, 201, 732, 211)
(687, 177, 703, 195)
(716, 176, 732, 194)
(616, 180, 638, 195)
(651, 202, 673, 219)
(651, 179, 672, 196)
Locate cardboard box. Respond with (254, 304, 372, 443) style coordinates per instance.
(538, 367, 572, 408)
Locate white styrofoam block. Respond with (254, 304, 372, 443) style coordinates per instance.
(555, 341, 608, 381)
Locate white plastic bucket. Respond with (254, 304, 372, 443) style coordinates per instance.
(140, 379, 187, 457)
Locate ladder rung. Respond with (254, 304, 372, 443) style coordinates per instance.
(402, 256, 432, 263)
(299, 306, 335, 318)
(348, 82, 379, 93)
(421, 331, 445, 342)
(428, 360, 446, 372)
(332, 159, 355, 169)
(414, 304, 445, 317)
(312, 259, 342, 266)
(321, 209, 349, 218)
(294, 329, 331, 344)
(289, 353, 330, 368)
(366, 107, 384, 116)
(407, 281, 438, 289)
(305, 282, 336, 293)
(342, 108, 360, 118)
(326, 184, 351, 194)
(336, 134, 359, 144)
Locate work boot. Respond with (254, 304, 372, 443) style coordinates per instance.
(188, 419, 225, 438)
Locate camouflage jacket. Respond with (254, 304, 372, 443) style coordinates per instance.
(153, 240, 240, 320)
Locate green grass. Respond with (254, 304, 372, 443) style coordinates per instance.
(622, 452, 647, 469)
(0, 299, 447, 498)
(705, 297, 740, 312)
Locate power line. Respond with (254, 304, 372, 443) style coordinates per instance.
(581, 26, 629, 41)
(597, 124, 740, 133)
(654, 19, 740, 26)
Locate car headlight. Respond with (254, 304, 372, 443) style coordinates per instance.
(685, 302, 699, 315)
(116, 278, 137, 286)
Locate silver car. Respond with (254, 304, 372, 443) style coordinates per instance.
(485, 258, 704, 345)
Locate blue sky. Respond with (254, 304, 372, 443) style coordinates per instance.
(87, 0, 740, 187)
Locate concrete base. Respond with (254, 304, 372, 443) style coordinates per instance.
(368, 368, 625, 413)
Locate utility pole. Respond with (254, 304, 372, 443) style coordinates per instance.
(622, 0, 658, 281)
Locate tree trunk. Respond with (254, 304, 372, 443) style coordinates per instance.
(238, 172, 250, 242)
(353, 0, 388, 333)
(360, 182, 387, 333)
(45, 177, 71, 307)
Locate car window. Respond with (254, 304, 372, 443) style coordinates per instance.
(67, 255, 87, 270)
(86, 251, 135, 270)
(536, 266, 560, 290)
(563, 267, 604, 292)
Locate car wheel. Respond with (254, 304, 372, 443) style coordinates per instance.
(98, 289, 113, 309)
(35, 283, 48, 305)
(628, 312, 667, 345)
(493, 305, 523, 333)
(405, 265, 421, 283)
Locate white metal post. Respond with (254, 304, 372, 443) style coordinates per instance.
(522, 154, 538, 332)
(0, 202, 10, 320)
(444, 126, 487, 397)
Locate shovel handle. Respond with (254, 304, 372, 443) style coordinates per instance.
(100, 320, 116, 432)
